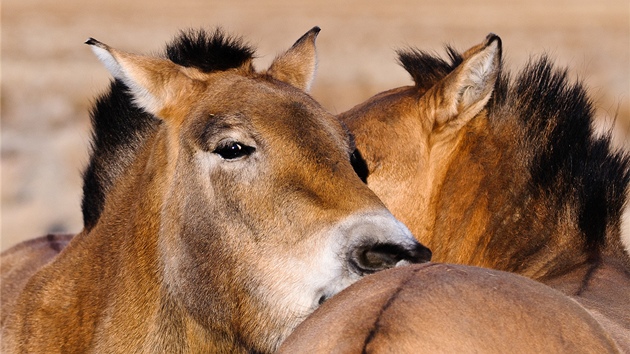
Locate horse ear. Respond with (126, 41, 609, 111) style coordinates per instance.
(266, 27, 320, 92)
(422, 34, 502, 130)
(86, 38, 192, 118)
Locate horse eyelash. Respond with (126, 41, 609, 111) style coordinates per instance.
(213, 141, 255, 160)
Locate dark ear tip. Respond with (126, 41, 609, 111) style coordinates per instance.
(85, 38, 107, 49)
(485, 33, 502, 50)
(291, 26, 321, 47)
(304, 26, 321, 41)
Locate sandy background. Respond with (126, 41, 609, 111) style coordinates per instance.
(2, 0, 629, 251)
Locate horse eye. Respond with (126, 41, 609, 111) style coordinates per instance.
(350, 149, 369, 183)
(213, 141, 255, 160)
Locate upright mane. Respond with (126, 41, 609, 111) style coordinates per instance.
(81, 28, 256, 230)
(397, 46, 630, 264)
(397, 47, 463, 91)
(495, 58, 630, 254)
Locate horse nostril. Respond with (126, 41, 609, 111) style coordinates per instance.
(409, 243, 432, 264)
(318, 294, 328, 306)
(350, 243, 431, 276)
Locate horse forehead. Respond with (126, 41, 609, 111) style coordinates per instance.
(199, 76, 303, 110)
(195, 76, 345, 142)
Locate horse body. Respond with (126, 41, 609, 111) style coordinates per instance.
(335, 34, 629, 350)
(1, 28, 430, 353)
(545, 258, 630, 350)
(279, 263, 620, 353)
(0, 234, 73, 326)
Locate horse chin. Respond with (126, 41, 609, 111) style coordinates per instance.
(313, 273, 361, 308)
(288, 265, 359, 316)
(259, 246, 359, 331)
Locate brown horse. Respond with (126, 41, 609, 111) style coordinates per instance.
(335, 34, 630, 350)
(0, 28, 430, 353)
(0, 234, 73, 325)
(279, 263, 620, 353)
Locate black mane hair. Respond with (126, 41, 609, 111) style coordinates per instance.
(166, 28, 255, 72)
(397, 45, 630, 257)
(397, 47, 463, 91)
(496, 57, 630, 253)
(81, 28, 255, 230)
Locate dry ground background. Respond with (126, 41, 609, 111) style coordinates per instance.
(1, 0, 629, 250)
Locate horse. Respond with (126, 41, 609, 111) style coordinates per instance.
(0, 27, 431, 353)
(333, 33, 630, 350)
(0, 234, 73, 325)
(279, 263, 620, 353)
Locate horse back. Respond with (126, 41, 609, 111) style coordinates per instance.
(544, 258, 630, 351)
(279, 263, 620, 353)
(1, 234, 73, 326)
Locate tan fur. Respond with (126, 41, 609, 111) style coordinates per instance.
(1, 29, 428, 353)
(0, 234, 73, 326)
(266, 27, 319, 91)
(280, 264, 620, 353)
(338, 34, 630, 350)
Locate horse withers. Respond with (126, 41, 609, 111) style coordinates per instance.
(0, 28, 430, 353)
(336, 33, 629, 350)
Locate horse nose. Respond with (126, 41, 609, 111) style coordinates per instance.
(350, 242, 432, 275)
(340, 211, 432, 276)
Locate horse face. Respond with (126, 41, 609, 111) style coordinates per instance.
(165, 72, 429, 350)
(88, 29, 430, 351)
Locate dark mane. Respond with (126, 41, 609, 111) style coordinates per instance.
(494, 57, 630, 252)
(166, 28, 255, 72)
(398, 47, 630, 256)
(396, 47, 463, 90)
(81, 28, 256, 230)
(81, 81, 157, 230)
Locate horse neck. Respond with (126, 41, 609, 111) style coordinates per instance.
(63, 131, 167, 344)
(19, 131, 192, 351)
(84, 129, 250, 352)
(429, 115, 595, 280)
(3, 136, 169, 352)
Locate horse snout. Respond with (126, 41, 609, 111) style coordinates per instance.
(336, 211, 431, 277)
(350, 242, 431, 275)
(400, 242, 432, 264)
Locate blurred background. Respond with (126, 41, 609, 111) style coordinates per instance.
(2, 0, 628, 250)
